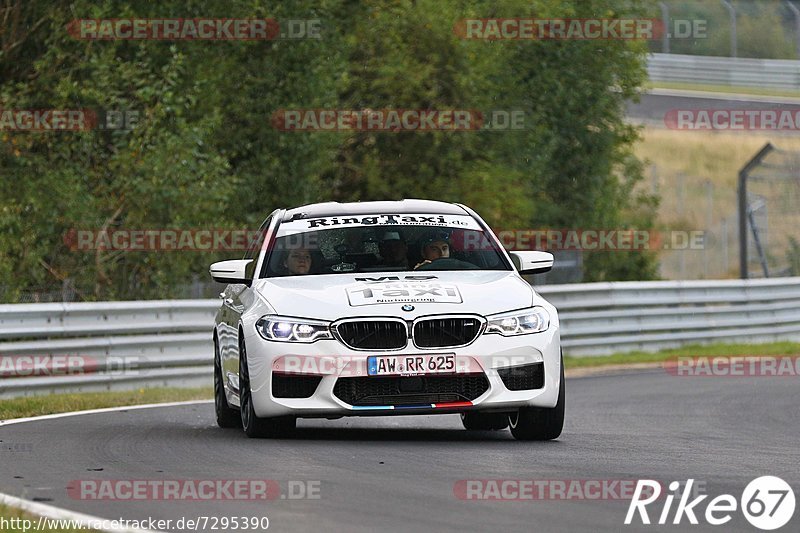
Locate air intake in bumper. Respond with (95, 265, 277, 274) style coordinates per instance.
(497, 362, 545, 391)
(333, 374, 489, 406)
(272, 373, 324, 398)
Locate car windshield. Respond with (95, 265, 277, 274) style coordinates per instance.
(264, 213, 511, 277)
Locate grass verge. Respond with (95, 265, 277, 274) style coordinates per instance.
(564, 341, 800, 368)
(646, 80, 800, 99)
(0, 386, 212, 421)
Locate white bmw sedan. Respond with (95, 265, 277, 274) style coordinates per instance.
(210, 200, 564, 440)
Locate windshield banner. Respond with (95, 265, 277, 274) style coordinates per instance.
(277, 213, 482, 235)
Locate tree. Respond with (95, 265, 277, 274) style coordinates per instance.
(1, 0, 659, 301)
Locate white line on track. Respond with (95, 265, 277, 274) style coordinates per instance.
(0, 400, 212, 532)
(0, 491, 161, 533)
(0, 399, 212, 427)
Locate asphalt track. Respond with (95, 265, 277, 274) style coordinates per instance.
(626, 89, 800, 125)
(1, 370, 798, 533)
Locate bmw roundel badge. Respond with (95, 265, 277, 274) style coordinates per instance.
(401, 304, 415, 312)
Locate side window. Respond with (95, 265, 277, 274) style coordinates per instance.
(243, 216, 271, 279)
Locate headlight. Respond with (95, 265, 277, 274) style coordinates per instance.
(255, 316, 333, 343)
(485, 307, 549, 336)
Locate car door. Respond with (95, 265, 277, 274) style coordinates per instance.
(220, 215, 274, 397)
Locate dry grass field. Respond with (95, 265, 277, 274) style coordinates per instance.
(633, 127, 800, 279)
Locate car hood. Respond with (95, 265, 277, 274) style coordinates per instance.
(253, 271, 537, 320)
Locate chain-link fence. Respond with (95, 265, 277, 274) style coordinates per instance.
(645, 165, 736, 281)
(739, 143, 800, 278)
(0, 282, 83, 304)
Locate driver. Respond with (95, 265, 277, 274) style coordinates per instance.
(414, 231, 450, 270)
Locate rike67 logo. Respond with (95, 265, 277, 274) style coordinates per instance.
(626, 477, 795, 530)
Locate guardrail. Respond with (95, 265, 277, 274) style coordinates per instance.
(2, 278, 800, 397)
(648, 53, 800, 91)
(0, 300, 217, 398)
(540, 278, 800, 355)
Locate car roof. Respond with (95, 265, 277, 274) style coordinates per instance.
(281, 199, 468, 221)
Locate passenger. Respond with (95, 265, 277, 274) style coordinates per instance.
(283, 248, 313, 275)
(377, 231, 409, 268)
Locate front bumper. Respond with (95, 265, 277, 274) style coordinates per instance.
(241, 326, 561, 418)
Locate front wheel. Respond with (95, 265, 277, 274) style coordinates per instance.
(239, 335, 296, 438)
(508, 354, 565, 441)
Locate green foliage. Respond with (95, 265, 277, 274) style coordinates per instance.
(2, 2, 233, 299)
(0, 386, 211, 419)
(565, 341, 800, 367)
(1, 0, 659, 300)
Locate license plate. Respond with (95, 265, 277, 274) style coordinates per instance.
(367, 354, 455, 376)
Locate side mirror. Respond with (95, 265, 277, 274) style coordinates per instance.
(210, 259, 253, 284)
(509, 251, 553, 275)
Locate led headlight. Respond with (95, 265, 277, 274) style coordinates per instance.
(256, 316, 333, 343)
(485, 307, 550, 336)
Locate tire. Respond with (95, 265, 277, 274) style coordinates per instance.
(214, 337, 241, 429)
(508, 353, 565, 441)
(239, 335, 296, 438)
(461, 412, 509, 430)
